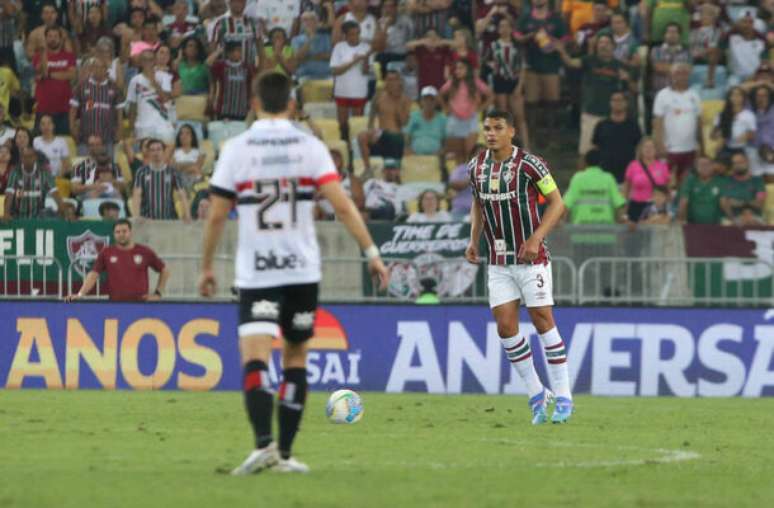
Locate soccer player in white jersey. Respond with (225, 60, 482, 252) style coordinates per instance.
(199, 72, 389, 474)
(464, 110, 574, 424)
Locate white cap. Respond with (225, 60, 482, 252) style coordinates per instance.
(420, 86, 438, 97)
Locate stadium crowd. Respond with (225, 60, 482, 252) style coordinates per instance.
(0, 0, 771, 228)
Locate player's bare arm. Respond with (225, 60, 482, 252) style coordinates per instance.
(466, 199, 483, 264)
(198, 193, 232, 297)
(319, 181, 389, 291)
(519, 189, 565, 262)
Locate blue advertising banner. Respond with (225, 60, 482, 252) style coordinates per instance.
(1, 303, 773, 396)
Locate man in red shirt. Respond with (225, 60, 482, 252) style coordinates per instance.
(66, 220, 171, 302)
(33, 26, 76, 135)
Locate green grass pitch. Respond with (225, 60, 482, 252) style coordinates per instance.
(0, 390, 772, 507)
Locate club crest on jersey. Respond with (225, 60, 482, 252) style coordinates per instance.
(133, 255, 143, 265)
(502, 168, 514, 184)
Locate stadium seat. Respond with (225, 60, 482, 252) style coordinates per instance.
(82, 198, 126, 219)
(208, 121, 247, 152)
(301, 79, 333, 102)
(176, 95, 209, 122)
(199, 139, 215, 174)
(55, 177, 71, 198)
(766, 184, 774, 225)
(317, 118, 342, 145)
(303, 101, 337, 119)
(353, 156, 384, 178)
(401, 155, 442, 183)
(349, 116, 369, 137)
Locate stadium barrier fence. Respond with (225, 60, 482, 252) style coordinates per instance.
(0, 256, 63, 298)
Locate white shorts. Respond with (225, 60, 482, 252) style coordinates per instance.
(487, 262, 554, 309)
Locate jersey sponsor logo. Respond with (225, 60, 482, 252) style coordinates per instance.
(247, 137, 301, 147)
(291, 311, 316, 331)
(478, 190, 518, 201)
(66, 230, 110, 277)
(251, 300, 280, 320)
(254, 250, 305, 271)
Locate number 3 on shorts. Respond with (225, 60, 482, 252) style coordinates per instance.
(536, 273, 544, 288)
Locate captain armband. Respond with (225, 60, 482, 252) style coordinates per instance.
(536, 174, 557, 196)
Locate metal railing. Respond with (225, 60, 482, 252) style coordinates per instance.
(0, 256, 63, 298)
(578, 257, 774, 307)
(4, 253, 774, 307)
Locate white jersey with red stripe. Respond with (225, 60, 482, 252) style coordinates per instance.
(209, 118, 339, 289)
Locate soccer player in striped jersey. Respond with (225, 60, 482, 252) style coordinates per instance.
(464, 110, 574, 424)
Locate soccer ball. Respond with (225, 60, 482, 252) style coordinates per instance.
(326, 389, 364, 424)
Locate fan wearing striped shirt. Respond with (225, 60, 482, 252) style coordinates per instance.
(465, 110, 574, 425)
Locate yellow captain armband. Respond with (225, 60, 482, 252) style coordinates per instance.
(536, 174, 557, 195)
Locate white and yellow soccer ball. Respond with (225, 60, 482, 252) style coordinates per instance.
(326, 389, 364, 424)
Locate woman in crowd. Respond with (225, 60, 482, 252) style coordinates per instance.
(33, 115, 71, 178)
(173, 124, 206, 191)
(749, 85, 774, 182)
(446, 27, 478, 80)
(623, 137, 671, 222)
(439, 59, 492, 162)
(11, 127, 47, 168)
(75, 5, 113, 58)
(261, 28, 297, 76)
(407, 189, 452, 223)
(176, 37, 209, 95)
(713, 86, 756, 159)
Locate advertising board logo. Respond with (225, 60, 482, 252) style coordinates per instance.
(66, 230, 109, 277)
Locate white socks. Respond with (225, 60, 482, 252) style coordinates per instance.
(538, 327, 572, 399)
(501, 335, 544, 398)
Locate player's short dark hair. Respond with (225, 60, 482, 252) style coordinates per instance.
(484, 109, 514, 127)
(585, 148, 601, 167)
(114, 219, 132, 230)
(254, 72, 292, 114)
(342, 21, 360, 35)
(99, 201, 120, 217)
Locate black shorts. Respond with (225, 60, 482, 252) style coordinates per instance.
(370, 131, 405, 159)
(492, 76, 518, 95)
(237, 283, 319, 343)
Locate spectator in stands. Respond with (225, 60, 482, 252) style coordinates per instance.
(563, 148, 628, 224)
(166, 0, 200, 50)
(561, 0, 614, 36)
(407, 189, 452, 223)
(334, 0, 380, 47)
(173, 124, 205, 190)
(556, 33, 631, 157)
(74, 3, 112, 57)
(750, 86, 774, 182)
(208, 41, 254, 120)
(26, 2, 73, 59)
(638, 185, 673, 224)
(32, 26, 77, 135)
(3, 146, 63, 219)
(127, 49, 177, 145)
(260, 27, 297, 75)
(71, 137, 126, 200)
(357, 70, 411, 174)
(199, 0, 227, 26)
(623, 137, 670, 221)
(484, 16, 529, 150)
(440, 59, 492, 161)
(0, 0, 19, 74)
(573, 0, 612, 54)
(67, 219, 170, 302)
(331, 21, 372, 142)
(95, 36, 125, 91)
(292, 11, 332, 80)
(653, 63, 702, 181)
(475, 0, 521, 50)
(130, 139, 191, 220)
(720, 151, 766, 226)
(316, 148, 364, 220)
(98, 200, 121, 220)
(363, 158, 402, 220)
(644, 0, 690, 45)
(176, 37, 209, 95)
(376, 0, 413, 75)
(119, 8, 147, 63)
(124, 136, 152, 180)
(209, 0, 260, 65)
(649, 23, 691, 100)
(446, 27, 478, 79)
(88, 151, 123, 200)
(0, 103, 15, 146)
(516, 0, 568, 147)
(10, 127, 40, 167)
(677, 155, 723, 224)
(406, 0, 452, 38)
(592, 91, 642, 183)
(129, 16, 164, 67)
(712, 86, 757, 158)
(0, 145, 11, 195)
(0, 55, 20, 117)
(404, 86, 446, 156)
(724, 13, 767, 84)
(69, 57, 123, 155)
(33, 114, 70, 178)
(689, 2, 721, 89)
(601, 11, 640, 69)
(404, 28, 451, 91)
(448, 144, 482, 220)
(249, 0, 301, 36)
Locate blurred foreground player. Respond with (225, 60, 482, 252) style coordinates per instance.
(465, 110, 574, 424)
(199, 72, 389, 474)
